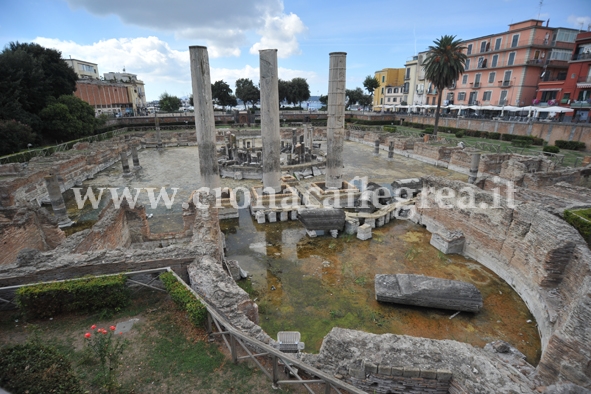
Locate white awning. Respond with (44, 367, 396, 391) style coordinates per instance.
(539, 88, 562, 91)
(577, 83, 591, 89)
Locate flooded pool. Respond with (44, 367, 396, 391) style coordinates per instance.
(221, 209, 541, 365)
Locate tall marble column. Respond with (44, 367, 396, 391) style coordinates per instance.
(259, 49, 281, 193)
(190, 46, 220, 190)
(325, 52, 347, 190)
(44, 174, 73, 228)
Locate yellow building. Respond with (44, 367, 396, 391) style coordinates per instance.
(373, 68, 406, 109)
(63, 58, 100, 79)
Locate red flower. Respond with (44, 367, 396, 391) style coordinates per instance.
(110, 326, 116, 331)
(91, 325, 96, 330)
(101, 329, 107, 335)
(85, 333, 91, 339)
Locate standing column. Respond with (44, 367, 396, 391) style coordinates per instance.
(190, 46, 220, 190)
(291, 128, 297, 154)
(44, 174, 73, 228)
(259, 49, 282, 193)
(468, 153, 481, 184)
(154, 112, 162, 149)
(131, 144, 141, 170)
(325, 52, 347, 190)
(120, 151, 133, 177)
(388, 141, 394, 160)
(374, 140, 380, 156)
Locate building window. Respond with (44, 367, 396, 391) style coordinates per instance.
(380, 98, 383, 104)
(474, 74, 481, 87)
(467, 44, 472, 55)
(393, 97, 397, 102)
(511, 34, 519, 48)
(458, 92, 466, 101)
(507, 52, 516, 66)
(494, 37, 502, 51)
(549, 49, 572, 61)
(556, 29, 578, 43)
(480, 41, 487, 53)
(381, 87, 384, 94)
(469, 91, 478, 105)
(465, 59, 470, 70)
(394, 88, 398, 93)
(541, 91, 557, 102)
(387, 88, 392, 93)
(491, 54, 498, 67)
(578, 90, 591, 101)
(483, 91, 492, 101)
(382, 75, 385, 83)
(387, 97, 391, 102)
(78, 64, 95, 73)
(488, 72, 496, 83)
(462, 75, 468, 84)
(499, 90, 508, 105)
(405, 68, 411, 79)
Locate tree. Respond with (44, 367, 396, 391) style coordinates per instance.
(423, 35, 467, 135)
(0, 120, 36, 156)
(363, 75, 380, 100)
(278, 79, 290, 105)
(288, 77, 310, 106)
(159, 92, 182, 112)
(211, 80, 237, 110)
(358, 94, 373, 111)
(345, 88, 364, 109)
(40, 95, 96, 142)
(235, 78, 260, 109)
(0, 42, 78, 133)
(318, 95, 328, 106)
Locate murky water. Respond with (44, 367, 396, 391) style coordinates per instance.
(61, 141, 540, 364)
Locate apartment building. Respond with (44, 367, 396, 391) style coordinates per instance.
(74, 79, 133, 116)
(373, 68, 405, 108)
(64, 58, 100, 79)
(535, 31, 591, 122)
(103, 72, 147, 115)
(442, 19, 578, 108)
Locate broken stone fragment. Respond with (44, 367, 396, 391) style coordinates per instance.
(375, 274, 483, 313)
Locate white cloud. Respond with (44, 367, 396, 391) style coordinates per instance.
(33, 36, 317, 100)
(250, 13, 307, 58)
(65, 0, 307, 58)
(567, 15, 591, 29)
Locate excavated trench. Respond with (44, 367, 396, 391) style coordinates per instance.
(61, 141, 542, 364)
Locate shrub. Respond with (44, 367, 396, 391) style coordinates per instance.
(487, 132, 501, 140)
(511, 139, 531, 147)
(16, 274, 130, 319)
(555, 140, 587, 151)
(384, 126, 397, 133)
(455, 131, 465, 138)
(543, 145, 560, 153)
(564, 208, 591, 248)
(160, 272, 207, 327)
(423, 127, 434, 135)
(0, 343, 83, 394)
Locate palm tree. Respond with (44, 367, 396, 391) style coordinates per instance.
(423, 35, 467, 136)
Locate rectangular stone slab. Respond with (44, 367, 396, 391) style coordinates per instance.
(375, 274, 483, 313)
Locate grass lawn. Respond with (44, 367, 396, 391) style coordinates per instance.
(393, 126, 588, 167)
(0, 288, 293, 394)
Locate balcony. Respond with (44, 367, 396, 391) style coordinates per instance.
(578, 76, 591, 83)
(571, 101, 591, 108)
(471, 82, 481, 89)
(572, 52, 591, 61)
(499, 80, 512, 87)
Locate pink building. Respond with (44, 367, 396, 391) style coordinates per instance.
(443, 20, 578, 108)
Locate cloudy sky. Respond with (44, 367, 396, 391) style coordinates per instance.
(1, 0, 590, 101)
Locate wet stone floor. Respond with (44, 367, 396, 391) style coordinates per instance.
(62, 139, 541, 364)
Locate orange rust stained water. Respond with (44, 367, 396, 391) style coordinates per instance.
(223, 214, 542, 365)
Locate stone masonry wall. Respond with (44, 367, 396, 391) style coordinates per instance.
(0, 205, 65, 266)
(416, 176, 591, 388)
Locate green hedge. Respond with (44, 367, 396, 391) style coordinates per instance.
(0, 343, 83, 394)
(160, 272, 207, 327)
(348, 119, 397, 125)
(423, 127, 434, 134)
(16, 275, 130, 319)
(564, 208, 591, 247)
(543, 145, 560, 153)
(383, 126, 397, 133)
(555, 140, 587, 151)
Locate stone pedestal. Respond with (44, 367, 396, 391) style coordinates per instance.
(120, 151, 133, 177)
(267, 211, 277, 223)
(376, 215, 385, 227)
(430, 230, 465, 254)
(388, 142, 394, 160)
(345, 218, 359, 235)
(131, 144, 141, 170)
(290, 210, 298, 220)
(256, 210, 266, 224)
(280, 211, 288, 221)
(44, 175, 73, 228)
(468, 153, 481, 184)
(330, 229, 338, 238)
(365, 218, 376, 228)
(357, 223, 372, 240)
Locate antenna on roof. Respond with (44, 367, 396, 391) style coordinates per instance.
(537, 0, 543, 20)
(413, 26, 417, 56)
